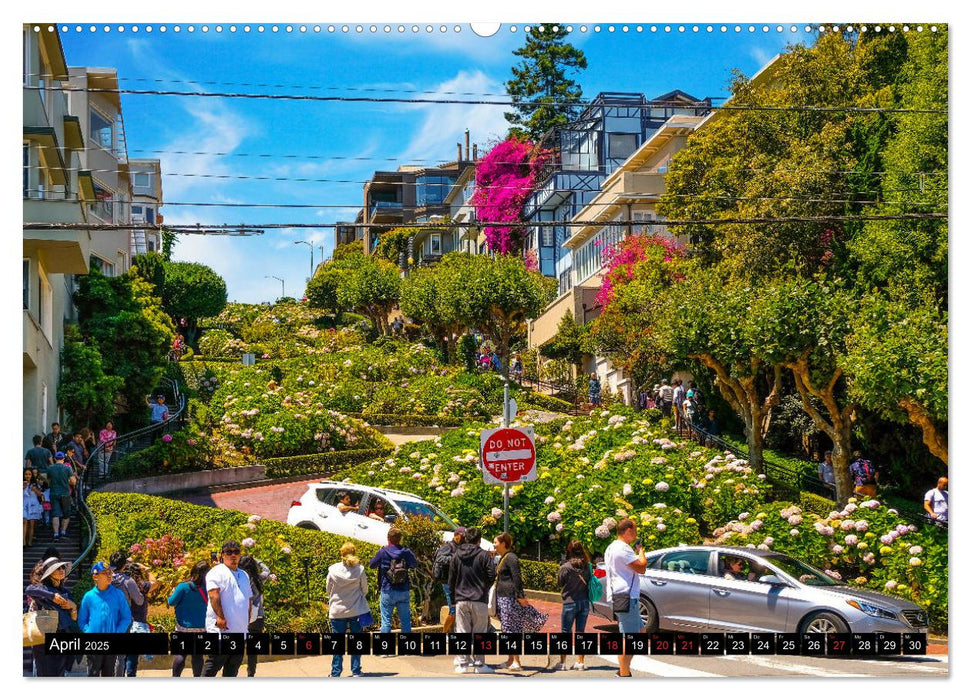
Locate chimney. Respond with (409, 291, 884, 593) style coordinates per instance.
(457, 143, 462, 163)
(464, 130, 470, 161)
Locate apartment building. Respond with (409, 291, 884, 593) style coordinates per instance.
(65, 65, 133, 277)
(523, 91, 711, 285)
(443, 163, 486, 256)
(129, 159, 163, 256)
(22, 25, 92, 450)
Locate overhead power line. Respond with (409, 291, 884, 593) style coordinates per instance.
(23, 84, 946, 114)
(23, 213, 947, 232)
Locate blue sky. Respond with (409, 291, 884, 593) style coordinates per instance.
(56, 24, 809, 303)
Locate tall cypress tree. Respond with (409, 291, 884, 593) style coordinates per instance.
(505, 24, 588, 141)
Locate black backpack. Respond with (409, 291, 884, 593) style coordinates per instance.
(433, 543, 455, 582)
(387, 554, 410, 586)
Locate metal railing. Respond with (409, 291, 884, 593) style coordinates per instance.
(71, 377, 187, 573)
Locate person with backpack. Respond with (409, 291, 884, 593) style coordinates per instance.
(448, 527, 497, 674)
(433, 527, 465, 633)
(554, 540, 598, 672)
(368, 527, 419, 634)
(849, 451, 879, 497)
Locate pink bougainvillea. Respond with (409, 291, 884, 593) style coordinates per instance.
(596, 235, 685, 307)
(471, 138, 550, 255)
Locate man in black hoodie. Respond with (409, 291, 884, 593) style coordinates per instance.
(447, 526, 496, 674)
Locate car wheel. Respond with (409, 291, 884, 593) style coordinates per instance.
(295, 522, 320, 531)
(638, 596, 660, 633)
(800, 612, 849, 635)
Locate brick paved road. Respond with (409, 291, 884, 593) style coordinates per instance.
(176, 477, 322, 522)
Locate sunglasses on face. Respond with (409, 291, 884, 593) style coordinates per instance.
(224, 549, 241, 556)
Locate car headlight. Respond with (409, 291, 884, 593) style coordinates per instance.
(846, 599, 899, 620)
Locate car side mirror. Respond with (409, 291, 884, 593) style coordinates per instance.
(385, 514, 398, 523)
(759, 575, 786, 586)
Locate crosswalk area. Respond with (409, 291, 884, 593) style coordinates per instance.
(598, 653, 948, 677)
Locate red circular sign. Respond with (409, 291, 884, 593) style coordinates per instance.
(481, 428, 536, 483)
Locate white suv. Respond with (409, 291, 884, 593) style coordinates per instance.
(287, 481, 488, 549)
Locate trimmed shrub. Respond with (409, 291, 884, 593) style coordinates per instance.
(346, 414, 466, 427)
(521, 559, 560, 592)
(263, 448, 394, 479)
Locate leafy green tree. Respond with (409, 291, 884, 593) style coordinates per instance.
(374, 227, 420, 266)
(452, 254, 554, 374)
(161, 227, 178, 261)
(657, 266, 783, 471)
(335, 255, 402, 335)
(539, 312, 591, 378)
(505, 23, 588, 141)
(74, 271, 175, 424)
(161, 261, 228, 347)
(399, 260, 468, 363)
(130, 252, 166, 297)
(332, 239, 364, 261)
(57, 324, 124, 430)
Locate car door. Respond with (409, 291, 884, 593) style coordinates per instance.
(349, 493, 390, 545)
(708, 553, 789, 633)
(643, 550, 714, 630)
(313, 487, 351, 537)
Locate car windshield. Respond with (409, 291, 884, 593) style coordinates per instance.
(395, 500, 457, 529)
(763, 553, 839, 586)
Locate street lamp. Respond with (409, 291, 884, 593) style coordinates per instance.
(265, 275, 284, 300)
(294, 240, 314, 278)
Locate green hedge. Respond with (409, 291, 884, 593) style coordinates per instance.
(519, 391, 575, 414)
(521, 558, 561, 592)
(263, 448, 394, 479)
(799, 491, 836, 517)
(347, 413, 468, 427)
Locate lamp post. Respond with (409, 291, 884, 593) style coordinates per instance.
(265, 275, 284, 300)
(294, 240, 314, 278)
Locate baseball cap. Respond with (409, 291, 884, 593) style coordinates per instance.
(454, 526, 467, 536)
(91, 561, 111, 575)
(54, 451, 65, 459)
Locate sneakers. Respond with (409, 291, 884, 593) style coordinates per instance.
(552, 662, 567, 671)
(455, 665, 470, 674)
(571, 662, 587, 671)
(506, 662, 523, 671)
(473, 664, 495, 674)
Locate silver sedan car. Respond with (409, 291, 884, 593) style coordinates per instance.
(593, 545, 929, 635)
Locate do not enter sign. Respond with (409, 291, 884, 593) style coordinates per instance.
(480, 426, 537, 485)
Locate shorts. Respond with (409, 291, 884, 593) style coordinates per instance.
(615, 605, 644, 635)
(51, 495, 73, 519)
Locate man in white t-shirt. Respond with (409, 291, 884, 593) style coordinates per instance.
(924, 477, 948, 523)
(202, 540, 253, 677)
(604, 518, 648, 677)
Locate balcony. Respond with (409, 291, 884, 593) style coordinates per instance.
(23, 309, 50, 369)
(23, 199, 91, 274)
(368, 200, 404, 223)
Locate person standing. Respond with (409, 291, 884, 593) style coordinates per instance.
(658, 380, 674, 418)
(849, 451, 880, 497)
(97, 421, 117, 478)
(23, 469, 44, 547)
(25, 434, 53, 475)
(368, 527, 418, 634)
(120, 561, 158, 677)
(817, 451, 837, 497)
(924, 477, 948, 524)
(78, 562, 132, 676)
(493, 532, 545, 671)
(203, 541, 253, 677)
(605, 518, 648, 677)
(433, 527, 465, 633)
(448, 527, 497, 674)
(25, 558, 77, 676)
(47, 452, 75, 540)
(327, 542, 370, 677)
(239, 555, 271, 677)
(554, 540, 592, 671)
(167, 561, 210, 677)
(42, 422, 68, 455)
(148, 394, 169, 424)
(672, 379, 687, 435)
(588, 373, 602, 408)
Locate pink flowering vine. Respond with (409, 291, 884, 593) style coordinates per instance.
(596, 234, 686, 308)
(471, 138, 550, 254)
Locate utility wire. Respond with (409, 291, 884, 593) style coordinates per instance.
(23, 213, 948, 232)
(23, 84, 946, 114)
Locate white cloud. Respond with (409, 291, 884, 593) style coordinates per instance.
(398, 70, 510, 163)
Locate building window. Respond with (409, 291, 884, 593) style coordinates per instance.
(91, 185, 113, 222)
(145, 207, 155, 224)
(23, 259, 30, 310)
(416, 175, 455, 206)
(541, 227, 555, 247)
(89, 255, 115, 277)
(23, 144, 30, 198)
(90, 109, 113, 150)
(39, 270, 52, 341)
(608, 133, 638, 160)
(430, 234, 442, 256)
(133, 172, 152, 188)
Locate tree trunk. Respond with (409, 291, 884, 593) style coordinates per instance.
(899, 397, 948, 466)
(785, 350, 856, 505)
(692, 354, 781, 472)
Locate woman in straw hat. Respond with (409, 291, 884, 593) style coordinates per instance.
(25, 557, 76, 676)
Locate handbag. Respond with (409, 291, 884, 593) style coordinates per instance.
(356, 610, 375, 628)
(586, 563, 603, 606)
(23, 602, 59, 647)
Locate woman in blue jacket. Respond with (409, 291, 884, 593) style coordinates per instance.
(167, 561, 210, 676)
